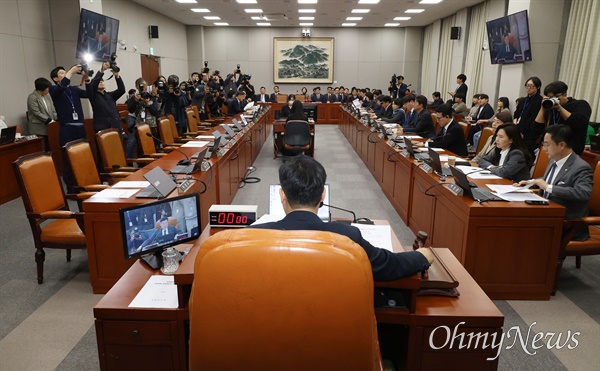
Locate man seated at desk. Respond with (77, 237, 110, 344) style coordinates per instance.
(414, 104, 469, 157)
(516, 125, 593, 241)
(138, 216, 183, 252)
(250, 156, 433, 281)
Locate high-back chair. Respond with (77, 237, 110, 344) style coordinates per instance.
(553, 161, 600, 294)
(158, 116, 184, 148)
(185, 108, 210, 135)
(13, 152, 87, 283)
(96, 128, 154, 172)
(475, 127, 495, 154)
(283, 120, 312, 156)
(458, 121, 470, 140)
(531, 145, 550, 179)
(189, 229, 382, 371)
(63, 139, 110, 192)
(136, 124, 168, 158)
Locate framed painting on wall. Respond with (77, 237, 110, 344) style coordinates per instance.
(273, 37, 334, 83)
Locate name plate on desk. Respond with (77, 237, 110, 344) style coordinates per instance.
(217, 147, 228, 157)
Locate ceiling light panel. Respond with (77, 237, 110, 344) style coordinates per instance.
(346, 17, 363, 21)
(299, 22, 314, 26)
(420, 0, 443, 4)
(351, 9, 370, 13)
(385, 23, 400, 26)
(204, 16, 221, 20)
(394, 17, 411, 21)
(342, 23, 356, 26)
(236, 0, 257, 3)
(244, 9, 263, 13)
(405, 9, 425, 13)
(358, 0, 380, 3)
(298, 0, 318, 4)
(257, 22, 271, 26)
(214, 22, 229, 25)
(299, 16, 315, 20)
(176, 0, 197, 3)
(298, 9, 316, 13)
(191, 8, 210, 12)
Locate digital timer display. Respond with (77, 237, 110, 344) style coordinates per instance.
(209, 206, 257, 228)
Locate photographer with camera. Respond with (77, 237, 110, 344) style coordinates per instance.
(207, 87, 225, 117)
(534, 81, 591, 155)
(89, 59, 125, 133)
(388, 74, 398, 99)
(125, 78, 160, 157)
(238, 74, 255, 101)
(161, 75, 189, 135)
(208, 70, 223, 90)
(224, 74, 238, 95)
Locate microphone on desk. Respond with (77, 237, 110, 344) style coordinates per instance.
(145, 132, 191, 165)
(320, 202, 356, 224)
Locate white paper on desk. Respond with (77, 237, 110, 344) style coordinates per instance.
(91, 188, 139, 198)
(456, 165, 502, 179)
(486, 184, 534, 194)
(382, 124, 398, 129)
(129, 275, 178, 309)
(428, 148, 445, 152)
(495, 192, 547, 202)
(181, 141, 209, 148)
(251, 214, 283, 225)
(401, 135, 422, 139)
(112, 181, 150, 189)
(195, 135, 214, 140)
(351, 224, 394, 252)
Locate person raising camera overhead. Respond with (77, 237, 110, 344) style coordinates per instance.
(89, 58, 125, 133)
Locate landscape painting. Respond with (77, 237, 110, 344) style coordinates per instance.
(274, 37, 334, 83)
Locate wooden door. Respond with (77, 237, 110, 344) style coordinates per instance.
(140, 54, 160, 85)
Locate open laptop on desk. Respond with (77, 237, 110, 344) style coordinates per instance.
(170, 148, 208, 174)
(429, 148, 452, 176)
(0, 126, 17, 145)
(136, 167, 177, 198)
(404, 137, 429, 161)
(231, 119, 243, 131)
(204, 135, 222, 159)
(222, 124, 238, 138)
(449, 166, 505, 202)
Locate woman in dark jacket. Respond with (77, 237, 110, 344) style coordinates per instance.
(281, 94, 295, 118)
(286, 100, 308, 122)
(479, 123, 532, 182)
(515, 76, 543, 156)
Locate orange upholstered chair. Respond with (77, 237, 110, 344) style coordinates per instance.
(62, 139, 111, 192)
(136, 124, 168, 158)
(553, 161, 600, 294)
(96, 128, 154, 172)
(189, 229, 382, 371)
(531, 144, 550, 179)
(13, 152, 87, 283)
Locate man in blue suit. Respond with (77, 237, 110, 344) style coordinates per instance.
(139, 216, 183, 251)
(250, 156, 433, 281)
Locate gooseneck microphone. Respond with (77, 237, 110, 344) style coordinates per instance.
(320, 202, 356, 224)
(145, 132, 191, 165)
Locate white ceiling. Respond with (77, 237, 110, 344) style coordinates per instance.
(128, 0, 485, 28)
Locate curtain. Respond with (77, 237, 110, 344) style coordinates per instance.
(464, 1, 489, 95)
(420, 24, 434, 97)
(436, 15, 456, 99)
(559, 0, 600, 122)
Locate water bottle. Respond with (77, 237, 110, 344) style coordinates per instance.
(161, 247, 179, 274)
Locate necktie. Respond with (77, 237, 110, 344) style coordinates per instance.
(506, 45, 510, 52)
(543, 163, 557, 198)
(407, 111, 413, 124)
(162, 229, 166, 236)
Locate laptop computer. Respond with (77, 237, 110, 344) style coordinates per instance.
(590, 135, 600, 153)
(170, 148, 208, 174)
(207, 131, 222, 147)
(204, 135, 222, 159)
(222, 124, 237, 138)
(428, 148, 452, 176)
(231, 119, 242, 132)
(0, 126, 17, 145)
(449, 166, 505, 202)
(136, 167, 177, 199)
(403, 137, 429, 161)
(269, 184, 331, 222)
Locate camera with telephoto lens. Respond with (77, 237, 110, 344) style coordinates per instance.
(108, 53, 120, 72)
(235, 64, 241, 74)
(542, 97, 560, 109)
(155, 80, 166, 93)
(78, 62, 94, 77)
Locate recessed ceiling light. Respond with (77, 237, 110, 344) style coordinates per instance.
(204, 16, 220, 20)
(385, 23, 400, 26)
(251, 16, 261, 20)
(257, 22, 271, 26)
(342, 23, 357, 26)
(351, 9, 370, 13)
(298, 9, 316, 13)
(214, 22, 229, 26)
(346, 17, 363, 21)
(176, 0, 197, 3)
(299, 22, 314, 26)
(299, 16, 315, 20)
(244, 9, 263, 13)
(394, 17, 411, 21)
(236, 0, 257, 3)
(358, 0, 380, 3)
(298, 0, 318, 4)
(419, 0, 443, 4)
(191, 8, 210, 12)
(405, 9, 425, 13)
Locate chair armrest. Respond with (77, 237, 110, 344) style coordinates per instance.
(175, 137, 195, 143)
(581, 216, 600, 225)
(66, 192, 96, 200)
(108, 171, 135, 178)
(112, 166, 138, 172)
(128, 158, 154, 165)
(148, 153, 168, 158)
(37, 210, 78, 219)
(81, 184, 110, 192)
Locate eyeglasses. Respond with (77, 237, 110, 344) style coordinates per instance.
(525, 84, 536, 88)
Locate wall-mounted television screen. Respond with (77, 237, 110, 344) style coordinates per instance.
(486, 10, 532, 65)
(76, 8, 119, 61)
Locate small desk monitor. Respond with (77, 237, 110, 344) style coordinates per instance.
(269, 184, 330, 222)
(120, 193, 200, 269)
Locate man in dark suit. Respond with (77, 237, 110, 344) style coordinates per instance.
(254, 86, 270, 103)
(270, 85, 280, 102)
(333, 87, 342, 102)
(402, 95, 418, 128)
(228, 91, 246, 116)
(397, 75, 408, 98)
(419, 104, 468, 157)
(139, 216, 183, 250)
(324, 86, 334, 103)
(250, 156, 433, 281)
(448, 73, 468, 102)
(371, 95, 393, 119)
(399, 95, 435, 138)
(310, 87, 324, 103)
(468, 93, 495, 145)
(516, 125, 593, 241)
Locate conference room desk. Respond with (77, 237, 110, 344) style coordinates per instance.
(271, 119, 316, 158)
(258, 101, 341, 124)
(83, 110, 271, 294)
(339, 108, 565, 300)
(1, 137, 43, 205)
(94, 222, 504, 371)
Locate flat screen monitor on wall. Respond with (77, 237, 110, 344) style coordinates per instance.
(486, 10, 532, 65)
(76, 8, 120, 61)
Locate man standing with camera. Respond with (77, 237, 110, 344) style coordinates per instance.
(126, 78, 160, 157)
(534, 81, 591, 155)
(89, 61, 125, 132)
(162, 75, 189, 135)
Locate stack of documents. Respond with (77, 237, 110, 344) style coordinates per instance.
(129, 275, 178, 309)
(486, 184, 547, 202)
(181, 141, 209, 148)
